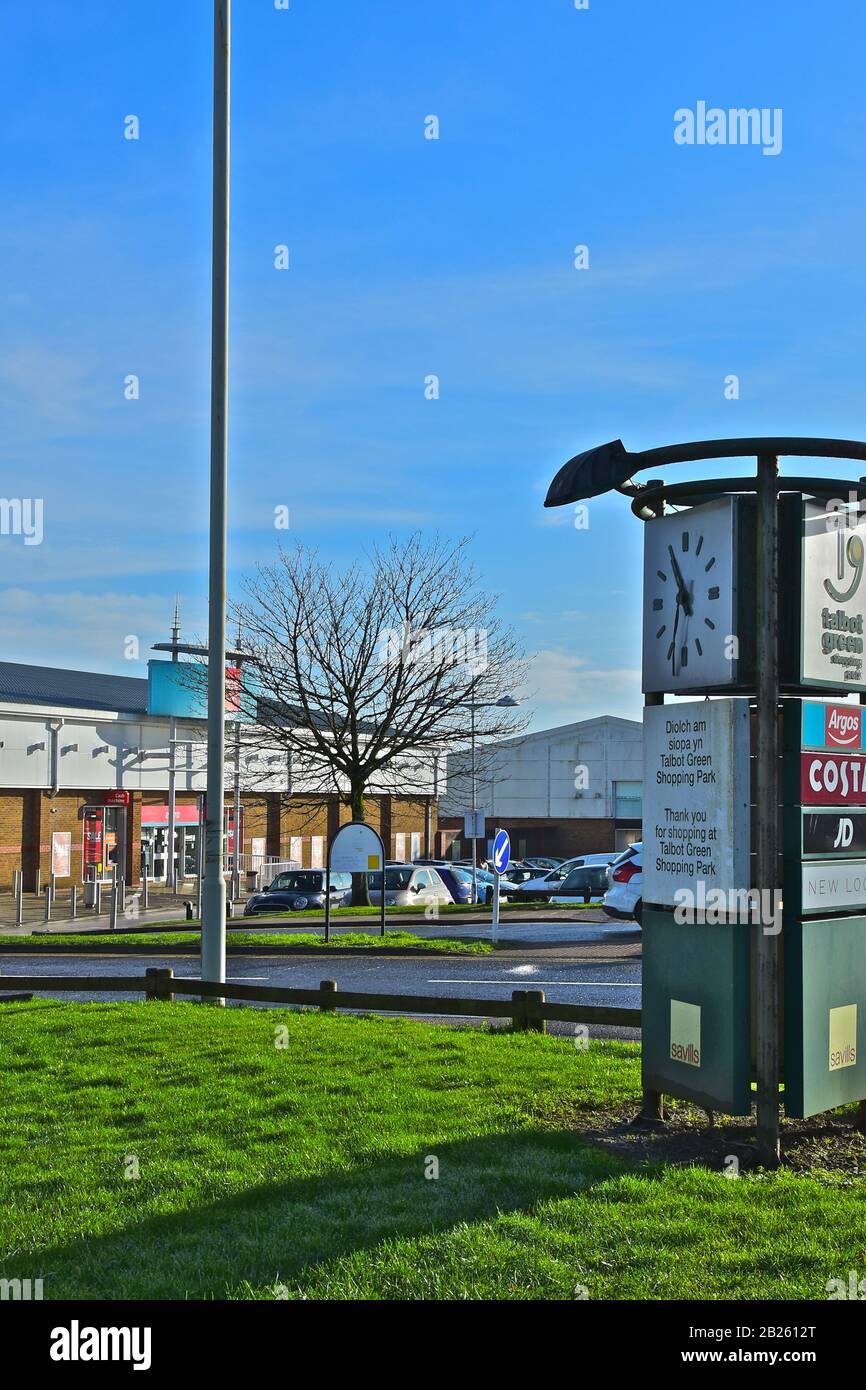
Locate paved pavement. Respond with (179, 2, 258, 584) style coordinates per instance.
(0, 925, 642, 1039)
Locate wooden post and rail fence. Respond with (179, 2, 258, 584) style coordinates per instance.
(0, 968, 641, 1032)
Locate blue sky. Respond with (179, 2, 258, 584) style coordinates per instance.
(2, 0, 866, 729)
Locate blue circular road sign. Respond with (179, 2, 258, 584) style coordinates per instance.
(492, 829, 511, 874)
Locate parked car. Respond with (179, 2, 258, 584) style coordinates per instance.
(509, 866, 570, 901)
(522, 856, 565, 870)
(547, 864, 611, 904)
(603, 842, 643, 925)
(426, 864, 475, 906)
(468, 866, 521, 904)
(510, 852, 620, 901)
(243, 870, 353, 915)
(496, 864, 536, 886)
(367, 864, 453, 908)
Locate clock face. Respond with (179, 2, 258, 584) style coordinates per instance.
(642, 497, 737, 693)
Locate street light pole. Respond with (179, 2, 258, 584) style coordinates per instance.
(470, 701, 478, 904)
(201, 0, 230, 997)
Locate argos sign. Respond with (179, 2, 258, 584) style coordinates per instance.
(801, 752, 866, 805)
(802, 702, 865, 750)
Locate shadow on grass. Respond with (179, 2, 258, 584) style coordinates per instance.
(3, 1129, 620, 1300)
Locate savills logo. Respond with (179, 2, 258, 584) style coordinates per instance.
(670, 999, 701, 1068)
(829, 1004, 857, 1072)
(826, 705, 863, 747)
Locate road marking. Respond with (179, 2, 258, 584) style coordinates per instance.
(427, 979, 641, 988)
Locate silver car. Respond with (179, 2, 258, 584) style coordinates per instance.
(367, 863, 453, 908)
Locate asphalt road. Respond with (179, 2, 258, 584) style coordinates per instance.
(0, 930, 642, 1040)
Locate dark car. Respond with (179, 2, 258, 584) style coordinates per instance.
(548, 864, 610, 903)
(410, 860, 477, 905)
(498, 864, 536, 886)
(433, 865, 478, 905)
(243, 870, 352, 915)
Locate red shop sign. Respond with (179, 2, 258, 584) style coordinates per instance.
(800, 752, 866, 805)
(104, 790, 130, 806)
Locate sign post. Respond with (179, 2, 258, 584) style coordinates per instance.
(546, 433, 866, 1156)
(754, 453, 781, 1166)
(491, 828, 510, 945)
(326, 822, 386, 943)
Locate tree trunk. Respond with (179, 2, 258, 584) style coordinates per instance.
(348, 782, 372, 907)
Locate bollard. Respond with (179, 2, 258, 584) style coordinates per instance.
(109, 877, 118, 931)
(71, 884, 77, 919)
(319, 979, 337, 1013)
(50, 873, 56, 904)
(12, 869, 20, 899)
(15, 877, 23, 927)
(34, 868, 40, 899)
(185, 900, 194, 921)
(142, 869, 149, 911)
(145, 967, 174, 1003)
(43, 885, 51, 923)
(95, 880, 102, 915)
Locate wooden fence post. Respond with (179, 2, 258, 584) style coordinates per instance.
(319, 979, 337, 1013)
(511, 990, 547, 1033)
(511, 989, 527, 1031)
(525, 989, 547, 1034)
(145, 967, 174, 1003)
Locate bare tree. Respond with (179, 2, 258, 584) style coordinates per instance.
(230, 533, 529, 900)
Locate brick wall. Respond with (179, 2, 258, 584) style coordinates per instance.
(438, 815, 616, 861)
(0, 789, 439, 887)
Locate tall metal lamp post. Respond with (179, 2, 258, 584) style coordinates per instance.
(202, 0, 231, 997)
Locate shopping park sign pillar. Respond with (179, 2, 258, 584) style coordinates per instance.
(546, 436, 866, 1165)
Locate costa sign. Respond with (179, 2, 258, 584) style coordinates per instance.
(801, 752, 866, 805)
(802, 701, 865, 750)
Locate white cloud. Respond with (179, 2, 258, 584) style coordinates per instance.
(524, 647, 641, 725)
(0, 588, 205, 674)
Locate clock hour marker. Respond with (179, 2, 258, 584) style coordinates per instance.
(666, 641, 675, 661)
(695, 534, 704, 557)
(652, 598, 663, 611)
(705, 556, 716, 573)
(657, 569, 667, 582)
(695, 638, 703, 656)
(708, 585, 719, 599)
(656, 625, 666, 639)
(680, 644, 688, 666)
(682, 531, 689, 552)
(704, 617, 715, 630)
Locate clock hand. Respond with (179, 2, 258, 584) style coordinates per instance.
(671, 595, 681, 674)
(668, 545, 693, 616)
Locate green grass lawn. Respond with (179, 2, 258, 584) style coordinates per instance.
(1, 1000, 864, 1300)
(0, 930, 490, 953)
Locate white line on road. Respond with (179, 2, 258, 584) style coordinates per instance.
(427, 979, 641, 988)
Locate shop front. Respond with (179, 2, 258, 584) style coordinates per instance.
(140, 804, 243, 882)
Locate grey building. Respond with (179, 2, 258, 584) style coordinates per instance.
(438, 715, 642, 860)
